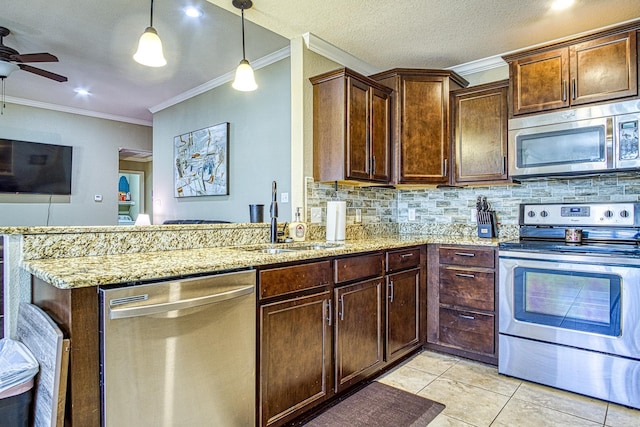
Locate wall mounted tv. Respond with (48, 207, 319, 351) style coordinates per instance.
(0, 138, 73, 195)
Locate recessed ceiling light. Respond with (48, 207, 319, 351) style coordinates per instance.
(74, 88, 90, 96)
(551, 0, 575, 10)
(184, 6, 202, 18)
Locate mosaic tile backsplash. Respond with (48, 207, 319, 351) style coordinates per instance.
(307, 172, 640, 229)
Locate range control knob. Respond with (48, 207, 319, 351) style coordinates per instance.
(527, 211, 536, 218)
(604, 210, 614, 218)
(620, 210, 630, 218)
(540, 210, 549, 218)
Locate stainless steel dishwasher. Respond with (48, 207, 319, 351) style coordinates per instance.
(99, 269, 256, 427)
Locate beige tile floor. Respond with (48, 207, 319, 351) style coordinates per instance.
(377, 350, 640, 427)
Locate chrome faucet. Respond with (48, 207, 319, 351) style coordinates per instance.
(270, 181, 278, 243)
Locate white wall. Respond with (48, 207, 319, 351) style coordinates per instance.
(0, 103, 152, 226)
(152, 58, 292, 224)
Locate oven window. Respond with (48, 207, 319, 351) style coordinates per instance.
(514, 267, 621, 336)
(516, 125, 605, 168)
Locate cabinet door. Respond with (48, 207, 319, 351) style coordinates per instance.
(346, 78, 371, 180)
(370, 87, 391, 182)
(260, 291, 332, 427)
(335, 278, 383, 393)
(453, 83, 508, 183)
(398, 77, 450, 184)
(570, 31, 638, 106)
(386, 268, 420, 361)
(511, 48, 570, 115)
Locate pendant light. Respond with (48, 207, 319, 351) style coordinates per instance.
(133, 0, 167, 67)
(232, 0, 258, 91)
(0, 62, 18, 115)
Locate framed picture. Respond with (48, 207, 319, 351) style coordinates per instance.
(174, 122, 229, 197)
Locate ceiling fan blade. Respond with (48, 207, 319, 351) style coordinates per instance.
(17, 64, 67, 82)
(10, 53, 59, 63)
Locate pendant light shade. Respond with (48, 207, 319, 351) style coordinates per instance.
(232, 0, 257, 91)
(0, 61, 19, 78)
(134, 0, 166, 67)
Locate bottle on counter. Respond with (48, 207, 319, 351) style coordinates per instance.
(289, 207, 307, 242)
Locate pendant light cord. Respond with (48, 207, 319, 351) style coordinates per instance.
(240, 7, 247, 60)
(1, 77, 5, 115)
(150, 0, 155, 27)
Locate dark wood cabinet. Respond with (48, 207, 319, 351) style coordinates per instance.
(334, 278, 383, 392)
(426, 245, 498, 365)
(371, 69, 468, 184)
(259, 291, 332, 427)
(333, 253, 384, 392)
(385, 246, 424, 362)
(506, 28, 638, 116)
(311, 68, 392, 183)
(451, 80, 509, 184)
(258, 261, 333, 427)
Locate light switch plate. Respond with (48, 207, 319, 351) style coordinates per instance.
(281, 192, 289, 203)
(355, 208, 362, 223)
(408, 208, 416, 221)
(94, 194, 103, 202)
(471, 208, 477, 223)
(311, 207, 322, 223)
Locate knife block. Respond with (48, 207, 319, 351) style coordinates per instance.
(477, 210, 497, 238)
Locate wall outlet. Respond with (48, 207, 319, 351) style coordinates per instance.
(310, 207, 322, 223)
(281, 192, 289, 203)
(471, 208, 478, 223)
(408, 208, 416, 221)
(355, 208, 362, 223)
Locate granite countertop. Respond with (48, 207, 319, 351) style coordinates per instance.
(23, 235, 501, 290)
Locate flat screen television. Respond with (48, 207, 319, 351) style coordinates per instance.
(0, 138, 73, 195)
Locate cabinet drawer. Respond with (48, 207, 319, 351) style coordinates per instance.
(259, 261, 332, 299)
(334, 253, 384, 284)
(386, 247, 421, 272)
(439, 267, 494, 311)
(439, 247, 494, 268)
(439, 307, 494, 355)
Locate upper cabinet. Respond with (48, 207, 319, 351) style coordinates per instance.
(451, 80, 509, 185)
(371, 69, 468, 185)
(310, 68, 392, 184)
(505, 27, 638, 116)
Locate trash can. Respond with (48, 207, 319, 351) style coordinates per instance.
(0, 338, 39, 427)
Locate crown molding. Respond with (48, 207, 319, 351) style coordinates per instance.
(149, 46, 291, 114)
(302, 33, 380, 76)
(446, 55, 507, 76)
(5, 96, 152, 126)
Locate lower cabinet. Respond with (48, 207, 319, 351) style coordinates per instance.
(334, 278, 383, 393)
(258, 247, 426, 427)
(426, 244, 498, 365)
(259, 291, 333, 427)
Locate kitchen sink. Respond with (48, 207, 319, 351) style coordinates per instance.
(237, 242, 346, 254)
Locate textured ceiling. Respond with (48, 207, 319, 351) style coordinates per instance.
(1, 0, 639, 124)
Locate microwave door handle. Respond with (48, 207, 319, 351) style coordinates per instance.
(606, 116, 614, 169)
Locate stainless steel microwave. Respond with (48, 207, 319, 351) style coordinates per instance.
(508, 100, 640, 178)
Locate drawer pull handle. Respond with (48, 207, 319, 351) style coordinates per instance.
(455, 273, 475, 279)
(326, 300, 332, 326)
(454, 252, 475, 257)
(459, 314, 475, 320)
(388, 280, 395, 303)
(400, 253, 414, 259)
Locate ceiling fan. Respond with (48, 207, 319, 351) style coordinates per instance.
(0, 26, 67, 82)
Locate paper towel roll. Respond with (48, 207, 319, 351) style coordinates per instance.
(326, 201, 346, 241)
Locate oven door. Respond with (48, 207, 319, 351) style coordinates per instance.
(499, 250, 640, 359)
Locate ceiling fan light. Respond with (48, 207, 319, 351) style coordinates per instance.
(232, 59, 258, 91)
(0, 61, 19, 78)
(133, 27, 167, 67)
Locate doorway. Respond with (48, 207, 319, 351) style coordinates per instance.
(119, 148, 152, 225)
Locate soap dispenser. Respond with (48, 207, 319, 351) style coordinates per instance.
(289, 207, 307, 242)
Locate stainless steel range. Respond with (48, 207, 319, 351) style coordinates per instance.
(499, 202, 640, 409)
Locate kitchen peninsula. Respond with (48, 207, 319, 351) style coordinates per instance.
(1, 222, 509, 426)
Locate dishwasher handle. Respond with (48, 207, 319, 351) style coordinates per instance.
(109, 284, 255, 320)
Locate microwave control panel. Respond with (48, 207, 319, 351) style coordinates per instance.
(521, 203, 638, 227)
